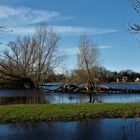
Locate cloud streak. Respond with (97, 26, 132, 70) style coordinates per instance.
(0, 5, 68, 26)
(61, 48, 79, 55)
(61, 45, 112, 55)
(12, 25, 119, 36)
(98, 45, 112, 49)
(0, 6, 119, 36)
(52, 25, 119, 36)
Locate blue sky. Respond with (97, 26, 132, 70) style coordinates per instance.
(0, 0, 140, 72)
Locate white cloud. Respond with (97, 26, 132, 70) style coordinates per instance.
(61, 47, 79, 55)
(98, 45, 112, 49)
(61, 45, 112, 56)
(0, 6, 62, 26)
(12, 27, 35, 34)
(0, 6, 119, 36)
(52, 25, 119, 36)
(11, 25, 119, 36)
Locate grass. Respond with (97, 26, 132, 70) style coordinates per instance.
(0, 103, 140, 123)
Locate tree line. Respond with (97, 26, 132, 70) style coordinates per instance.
(0, 0, 140, 88)
(1, 24, 140, 89)
(0, 24, 100, 88)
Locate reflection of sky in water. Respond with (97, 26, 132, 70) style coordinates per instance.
(45, 93, 90, 104)
(0, 83, 140, 104)
(0, 119, 140, 140)
(104, 83, 140, 90)
(44, 93, 140, 104)
(44, 83, 140, 90)
(94, 93, 140, 103)
(0, 90, 140, 104)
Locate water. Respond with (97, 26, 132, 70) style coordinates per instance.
(0, 83, 140, 105)
(0, 85, 140, 140)
(104, 83, 140, 90)
(0, 119, 140, 140)
(0, 89, 140, 104)
(43, 82, 140, 90)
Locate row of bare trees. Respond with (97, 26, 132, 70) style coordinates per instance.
(0, 24, 101, 89)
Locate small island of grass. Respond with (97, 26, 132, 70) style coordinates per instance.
(0, 103, 140, 123)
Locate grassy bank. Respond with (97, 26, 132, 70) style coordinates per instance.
(0, 103, 140, 123)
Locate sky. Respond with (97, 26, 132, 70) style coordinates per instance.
(0, 0, 140, 73)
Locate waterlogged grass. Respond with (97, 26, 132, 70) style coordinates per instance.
(0, 103, 140, 123)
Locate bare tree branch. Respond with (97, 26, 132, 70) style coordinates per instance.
(77, 35, 100, 85)
(0, 24, 63, 88)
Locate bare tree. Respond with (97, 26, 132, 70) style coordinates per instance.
(0, 25, 63, 88)
(128, 0, 140, 33)
(77, 35, 100, 85)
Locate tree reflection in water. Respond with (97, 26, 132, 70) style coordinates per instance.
(0, 96, 49, 105)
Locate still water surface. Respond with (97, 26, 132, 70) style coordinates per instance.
(0, 85, 140, 140)
(105, 83, 140, 90)
(0, 119, 140, 140)
(0, 89, 140, 104)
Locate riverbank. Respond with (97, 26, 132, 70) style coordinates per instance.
(0, 103, 140, 123)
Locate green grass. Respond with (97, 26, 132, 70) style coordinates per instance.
(0, 103, 140, 123)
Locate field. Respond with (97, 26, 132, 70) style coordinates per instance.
(0, 103, 140, 123)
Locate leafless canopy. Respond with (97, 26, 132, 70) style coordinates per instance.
(129, 0, 140, 33)
(77, 35, 100, 85)
(0, 25, 63, 86)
